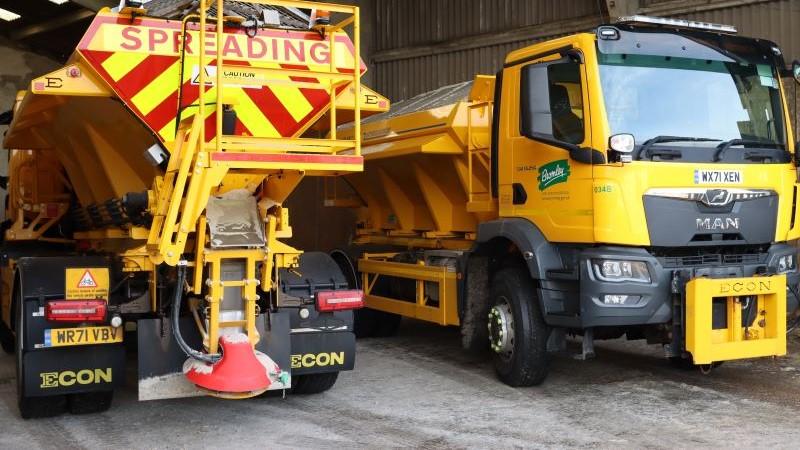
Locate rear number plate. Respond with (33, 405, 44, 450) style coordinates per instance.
(44, 326, 123, 347)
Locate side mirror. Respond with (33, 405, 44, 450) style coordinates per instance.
(609, 133, 635, 163)
(793, 60, 800, 84)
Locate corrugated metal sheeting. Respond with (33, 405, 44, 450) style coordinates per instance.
(372, 0, 605, 100)
(370, 0, 800, 102)
(374, 0, 600, 51)
(674, 1, 800, 65)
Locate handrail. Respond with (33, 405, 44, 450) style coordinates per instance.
(194, 0, 361, 156)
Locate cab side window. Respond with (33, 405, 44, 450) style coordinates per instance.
(521, 59, 585, 145)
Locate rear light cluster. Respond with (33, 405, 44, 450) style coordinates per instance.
(316, 290, 364, 312)
(45, 300, 106, 323)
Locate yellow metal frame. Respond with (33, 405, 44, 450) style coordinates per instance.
(5, 203, 70, 243)
(686, 275, 787, 364)
(199, 0, 362, 158)
(359, 253, 459, 326)
(142, 0, 368, 356)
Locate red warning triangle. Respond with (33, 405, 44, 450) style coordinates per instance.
(77, 270, 98, 288)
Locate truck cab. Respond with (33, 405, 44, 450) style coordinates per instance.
(491, 16, 799, 366)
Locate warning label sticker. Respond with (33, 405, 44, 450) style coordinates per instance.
(65, 268, 109, 300)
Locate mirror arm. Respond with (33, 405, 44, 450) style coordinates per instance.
(570, 146, 607, 165)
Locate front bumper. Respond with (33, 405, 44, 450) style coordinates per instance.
(569, 244, 800, 328)
(685, 275, 786, 364)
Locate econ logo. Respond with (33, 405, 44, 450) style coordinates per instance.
(537, 160, 570, 191)
(291, 352, 346, 369)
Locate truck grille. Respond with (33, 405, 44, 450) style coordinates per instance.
(660, 253, 767, 268)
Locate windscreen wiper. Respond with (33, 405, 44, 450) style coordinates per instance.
(635, 136, 721, 160)
(713, 139, 787, 162)
(648, 148, 682, 160)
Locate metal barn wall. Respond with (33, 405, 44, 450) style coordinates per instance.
(370, 0, 800, 102)
(371, 0, 604, 101)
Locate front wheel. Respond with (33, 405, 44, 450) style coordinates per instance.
(291, 372, 339, 395)
(489, 267, 550, 387)
(669, 355, 723, 372)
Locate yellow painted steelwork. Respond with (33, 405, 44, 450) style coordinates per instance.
(359, 253, 459, 326)
(686, 275, 786, 364)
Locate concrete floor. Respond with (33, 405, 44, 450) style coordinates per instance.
(2, 321, 800, 449)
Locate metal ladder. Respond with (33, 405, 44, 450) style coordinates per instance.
(146, 0, 365, 354)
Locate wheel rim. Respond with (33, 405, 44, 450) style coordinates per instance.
(488, 296, 514, 359)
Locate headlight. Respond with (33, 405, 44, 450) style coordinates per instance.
(776, 254, 797, 274)
(592, 259, 651, 283)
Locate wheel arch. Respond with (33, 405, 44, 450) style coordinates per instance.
(473, 218, 562, 279)
(458, 219, 561, 350)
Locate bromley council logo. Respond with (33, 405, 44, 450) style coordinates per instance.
(538, 160, 571, 191)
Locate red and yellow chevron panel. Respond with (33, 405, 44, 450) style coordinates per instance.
(76, 12, 365, 142)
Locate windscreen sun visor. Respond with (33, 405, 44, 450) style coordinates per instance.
(597, 27, 783, 67)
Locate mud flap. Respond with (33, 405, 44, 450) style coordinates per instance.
(23, 345, 125, 396)
(290, 331, 356, 375)
(137, 311, 290, 401)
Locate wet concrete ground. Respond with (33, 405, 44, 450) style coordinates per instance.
(2, 320, 800, 449)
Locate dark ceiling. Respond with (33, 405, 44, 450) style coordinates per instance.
(0, 0, 115, 61)
(0, 1, 314, 62)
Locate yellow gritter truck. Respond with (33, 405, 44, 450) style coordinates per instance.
(334, 16, 800, 386)
(0, 0, 388, 418)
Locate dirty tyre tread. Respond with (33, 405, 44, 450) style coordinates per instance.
(291, 372, 339, 395)
(0, 320, 13, 354)
(354, 308, 379, 338)
(371, 310, 402, 337)
(68, 391, 113, 415)
(18, 396, 67, 420)
(491, 267, 549, 387)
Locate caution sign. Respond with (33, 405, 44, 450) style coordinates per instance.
(65, 268, 110, 300)
(190, 66, 261, 90)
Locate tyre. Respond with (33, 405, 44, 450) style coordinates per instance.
(354, 308, 401, 338)
(15, 286, 66, 419)
(0, 319, 13, 354)
(353, 307, 379, 338)
(68, 391, 113, 415)
(669, 355, 723, 371)
(291, 372, 339, 395)
(331, 249, 402, 339)
(489, 267, 549, 387)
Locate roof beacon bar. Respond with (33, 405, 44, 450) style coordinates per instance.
(616, 15, 738, 34)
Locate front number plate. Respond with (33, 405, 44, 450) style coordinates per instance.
(44, 326, 123, 347)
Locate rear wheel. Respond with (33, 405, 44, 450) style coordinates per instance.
(68, 391, 113, 415)
(489, 267, 549, 387)
(354, 308, 402, 338)
(15, 287, 66, 419)
(0, 319, 13, 354)
(291, 372, 339, 395)
(331, 250, 402, 338)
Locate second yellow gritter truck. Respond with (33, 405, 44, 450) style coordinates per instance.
(333, 15, 800, 387)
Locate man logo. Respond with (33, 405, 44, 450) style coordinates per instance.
(39, 368, 112, 388)
(702, 189, 732, 207)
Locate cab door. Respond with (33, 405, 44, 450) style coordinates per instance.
(498, 48, 595, 243)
